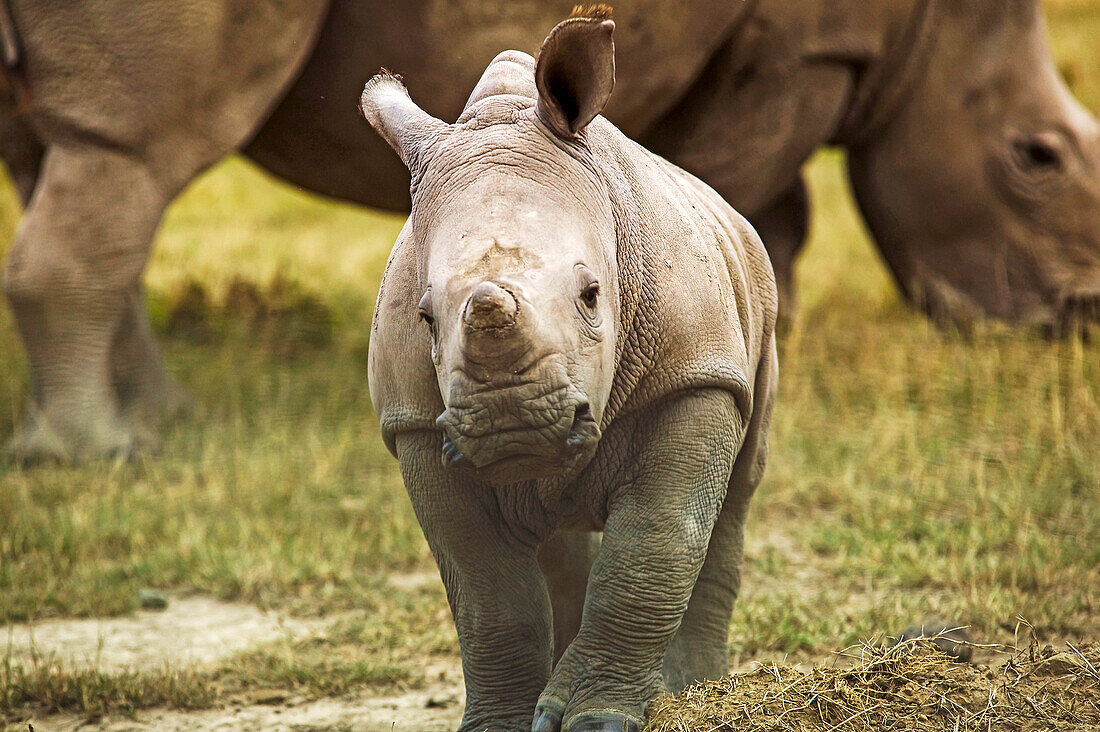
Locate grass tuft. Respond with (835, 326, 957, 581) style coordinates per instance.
(2, 655, 217, 722)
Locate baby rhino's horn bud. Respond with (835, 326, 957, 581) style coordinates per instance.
(464, 282, 517, 330)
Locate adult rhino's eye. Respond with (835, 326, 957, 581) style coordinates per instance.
(1012, 135, 1063, 173)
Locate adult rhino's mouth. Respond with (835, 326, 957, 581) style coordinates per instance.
(907, 271, 1100, 338)
(903, 272, 986, 328)
(435, 381, 601, 485)
(1052, 289, 1100, 338)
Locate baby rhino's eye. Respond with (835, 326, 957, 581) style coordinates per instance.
(577, 267, 600, 309)
(417, 289, 434, 327)
(581, 282, 600, 308)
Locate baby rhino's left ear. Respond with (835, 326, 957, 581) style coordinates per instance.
(360, 72, 447, 175)
(535, 9, 616, 139)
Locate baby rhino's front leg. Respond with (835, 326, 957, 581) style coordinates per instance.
(395, 431, 555, 732)
(533, 389, 744, 732)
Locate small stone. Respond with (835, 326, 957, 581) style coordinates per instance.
(425, 694, 458, 709)
(138, 589, 169, 610)
(892, 618, 974, 662)
(250, 689, 290, 705)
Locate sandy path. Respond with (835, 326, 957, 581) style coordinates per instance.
(28, 665, 466, 731)
(4, 596, 323, 672)
(5, 591, 467, 731)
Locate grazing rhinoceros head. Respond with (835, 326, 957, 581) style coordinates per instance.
(847, 0, 1100, 332)
(361, 16, 618, 485)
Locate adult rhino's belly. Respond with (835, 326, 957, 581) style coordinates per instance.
(246, 0, 752, 204)
(245, 110, 412, 211)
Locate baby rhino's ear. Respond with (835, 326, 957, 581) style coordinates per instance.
(359, 72, 447, 174)
(535, 9, 616, 139)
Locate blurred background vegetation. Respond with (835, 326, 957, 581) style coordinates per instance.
(0, 0, 1098, 720)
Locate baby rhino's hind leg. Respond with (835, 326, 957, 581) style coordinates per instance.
(538, 530, 600, 663)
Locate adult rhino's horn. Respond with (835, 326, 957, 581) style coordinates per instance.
(359, 70, 447, 174)
(535, 11, 615, 138)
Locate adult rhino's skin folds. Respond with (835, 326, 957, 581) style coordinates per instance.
(362, 10, 778, 732)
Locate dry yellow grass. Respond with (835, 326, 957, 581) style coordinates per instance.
(648, 636, 1100, 731)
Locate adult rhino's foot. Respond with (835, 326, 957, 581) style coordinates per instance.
(5, 407, 151, 464)
(118, 374, 194, 432)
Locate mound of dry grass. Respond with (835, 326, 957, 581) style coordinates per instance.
(647, 637, 1100, 731)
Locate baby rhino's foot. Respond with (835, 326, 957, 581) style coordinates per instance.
(532, 701, 641, 732)
(531, 657, 653, 732)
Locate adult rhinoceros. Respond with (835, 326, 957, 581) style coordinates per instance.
(1, 0, 1098, 460)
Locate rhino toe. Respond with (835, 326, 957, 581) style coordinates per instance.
(567, 712, 640, 732)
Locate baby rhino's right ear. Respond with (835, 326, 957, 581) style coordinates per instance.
(360, 72, 447, 175)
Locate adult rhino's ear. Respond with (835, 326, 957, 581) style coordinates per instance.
(360, 71, 447, 174)
(535, 8, 615, 139)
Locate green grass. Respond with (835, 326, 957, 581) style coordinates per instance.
(2, 1, 1100, 722)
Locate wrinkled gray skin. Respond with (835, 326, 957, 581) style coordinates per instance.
(362, 16, 777, 731)
(1, 0, 1097, 459)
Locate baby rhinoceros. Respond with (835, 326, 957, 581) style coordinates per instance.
(361, 10, 778, 732)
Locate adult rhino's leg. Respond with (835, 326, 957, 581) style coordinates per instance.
(750, 178, 808, 330)
(662, 344, 778, 692)
(537, 529, 600, 664)
(0, 108, 44, 206)
(533, 389, 744, 732)
(3, 145, 170, 460)
(396, 430, 554, 732)
(111, 284, 192, 430)
(0, 1, 328, 460)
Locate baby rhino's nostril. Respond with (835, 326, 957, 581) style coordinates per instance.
(567, 402, 600, 449)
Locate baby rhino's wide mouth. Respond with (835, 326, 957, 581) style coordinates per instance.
(435, 378, 601, 484)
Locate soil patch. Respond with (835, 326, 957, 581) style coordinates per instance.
(21, 658, 465, 732)
(4, 596, 322, 673)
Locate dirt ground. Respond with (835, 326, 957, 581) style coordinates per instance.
(3, 534, 813, 732)
(8, 593, 466, 732)
(28, 671, 466, 732)
(7, 532, 1094, 731)
(5, 597, 325, 673)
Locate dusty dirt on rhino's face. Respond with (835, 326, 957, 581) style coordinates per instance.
(848, 0, 1100, 332)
